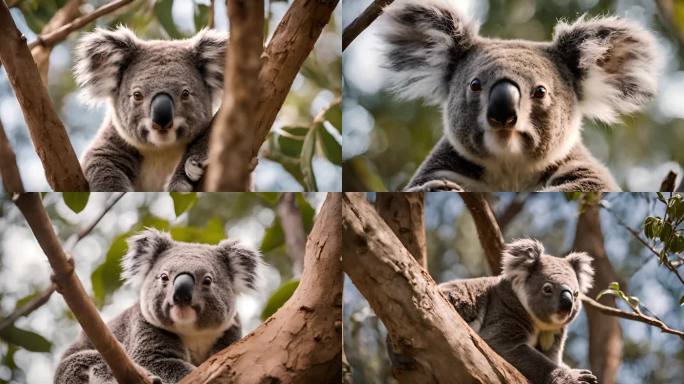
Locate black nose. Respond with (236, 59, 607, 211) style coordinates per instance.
(150, 93, 174, 132)
(487, 80, 519, 129)
(559, 290, 573, 312)
(173, 273, 194, 305)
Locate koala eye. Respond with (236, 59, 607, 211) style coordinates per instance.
(469, 79, 482, 92)
(532, 85, 547, 99)
(159, 272, 169, 282)
(202, 275, 213, 286)
(542, 283, 553, 295)
(181, 89, 190, 100)
(573, 291, 579, 298)
(132, 91, 144, 101)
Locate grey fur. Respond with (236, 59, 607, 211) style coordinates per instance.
(75, 27, 225, 191)
(54, 229, 262, 384)
(438, 239, 596, 384)
(381, 0, 663, 192)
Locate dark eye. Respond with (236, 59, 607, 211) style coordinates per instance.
(542, 283, 553, 295)
(469, 79, 482, 92)
(159, 272, 169, 282)
(573, 291, 579, 298)
(202, 276, 213, 286)
(181, 89, 190, 100)
(133, 91, 143, 101)
(532, 85, 547, 99)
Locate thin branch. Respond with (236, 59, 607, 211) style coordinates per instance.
(342, 0, 394, 51)
(0, 117, 25, 194)
(276, 193, 306, 277)
(208, 0, 215, 29)
(497, 193, 529, 232)
(581, 295, 684, 340)
(460, 192, 505, 274)
(13, 193, 151, 383)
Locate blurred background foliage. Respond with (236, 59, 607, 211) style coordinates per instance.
(0, 0, 341, 192)
(344, 192, 684, 384)
(0, 192, 325, 383)
(342, 0, 684, 191)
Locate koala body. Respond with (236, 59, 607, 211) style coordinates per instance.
(381, 0, 663, 192)
(54, 229, 261, 384)
(75, 27, 224, 191)
(438, 239, 596, 384)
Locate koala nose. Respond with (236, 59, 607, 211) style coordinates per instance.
(150, 93, 174, 132)
(559, 289, 573, 313)
(487, 80, 519, 129)
(173, 273, 194, 305)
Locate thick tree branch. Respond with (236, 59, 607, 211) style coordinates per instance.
(13, 193, 150, 383)
(342, 0, 393, 51)
(460, 192, 505, 274)
(0, 118, 24, 193)
(375, 192, 427, 268)
(277, 192, 307, 277)
(342, 192, 526, 384)
(180, 193, 342, 383)
(0, 2, 87, 191)
(205, 0, 263, 191)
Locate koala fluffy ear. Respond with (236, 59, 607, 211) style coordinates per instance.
(565, 252, 595, 294)
(216, 240, 262, 294)
(501, 239, 544, 282)
(380, 0, 479, 105)
(121, 229, 173, 287)
(552, 15, 663, 123)
(190, 28, 227, 96)
(74, 26, 140, 101)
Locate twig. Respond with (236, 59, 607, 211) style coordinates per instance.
(342, 0, 394, 51)
(460, 192, 505, 274)
(0, 117, 24, 194)
(582, 295, 684, 340)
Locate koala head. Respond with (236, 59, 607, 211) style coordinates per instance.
(501, 239, 594, 330)
(381, 0, 662, 165)
(121, 229, 261, 336)
(75, 27, 226, 149)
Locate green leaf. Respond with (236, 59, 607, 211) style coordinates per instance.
(659, 222, 673, 243)
(300, 125, 318, 191)
(261, 217, 284, 253)
(275, 126, 308, 158)
(260, 279, 299, 320)
(608, 282, 620, 291)
(670, 234, 684, 254)
(154, 0, 184, 38)
(324, 100, 342, 132)
(193, 3, 210, 32)
(656, 192, 666, 203)
(170, 217, 225, 245)
(63, 192, 90, 213)
(0, 326, 51, 353)
(91, 233, 129, 307)
(256, 192, 280, 206)
(170, 192, 197, 216)
(317, 123, 342, 165)
(564, 192, 582, 201)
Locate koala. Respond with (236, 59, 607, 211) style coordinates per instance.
(380, 0, 663, 192)
(54, 229, 261, 384)
(436, 239, 596, 384)
(74, 27, 225, 191)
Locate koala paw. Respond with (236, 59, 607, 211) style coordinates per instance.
(550, 367, 598, 384)
(185, 157, 208, 182)
(166, 179, 194, 192)
(569, 369, 598, 384)
(404, 179, 464, 192)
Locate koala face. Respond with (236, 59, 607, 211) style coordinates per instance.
(501, 239, 594, 329)
(121, 229, 260, 336)
(75, 27, 226, 149)
(381, 0, 662, 166)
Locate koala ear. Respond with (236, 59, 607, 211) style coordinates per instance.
(565, 252, 595, 294)
(190, 28, 227, 96)
(216, 240, 262, 294)
(552, 16, 663, 123)
(121, 229, 173, 287)
(74, 26, 140, 101)
(380, 0, 479, 105)
(501, 239, 544, 282)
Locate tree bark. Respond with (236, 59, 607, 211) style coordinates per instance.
(342, 193, 526, 384)
(460, 192, 505, 274)
(180, 193, 342, 384)
(342, 0, 394, 50)
(205, 0, 263, 191)
(572, 201, 622, 384)
(0, 2, 88, 191)
(277, 192, 307, 277)
(375, 192, 427, 268)
(13, 193, 151, 383)
(0, 118, 24, 193)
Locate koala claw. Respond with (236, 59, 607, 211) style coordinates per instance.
(167, 179, 194, 192)
(572, 369, 598, 384)
(185, 157, 207, 182)
(405, 179, 464, 192)
(150, 375, 163, 384)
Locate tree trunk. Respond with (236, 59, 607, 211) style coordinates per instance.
(342, 193, 526, 384)
(180, 193, 342, 384)
(375, 192, 427, 267)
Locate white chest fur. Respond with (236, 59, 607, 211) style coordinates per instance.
(178, 329, 226, 365)
(134, 145, 186, 191)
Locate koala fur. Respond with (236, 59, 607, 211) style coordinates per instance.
(54, 229, 261, 384)
(74, 27, 225, 191)
(437, 239, 596, 384)
(381, 0, 663, 192)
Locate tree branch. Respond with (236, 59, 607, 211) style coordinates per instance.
(0, 117, 24, 194)
(205, 0, 263, 191)
(13, 193, 151, 383)
(180, 193, 342, 383)
(342, 192, 526, 383)
(375, 192, 427, 268)
(459, 192, 505, 274)
(496, 193, 529, 233)
(277, 192, 306, 277)
(342, 0, 393, 51)
(0, 2, 88, 191)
